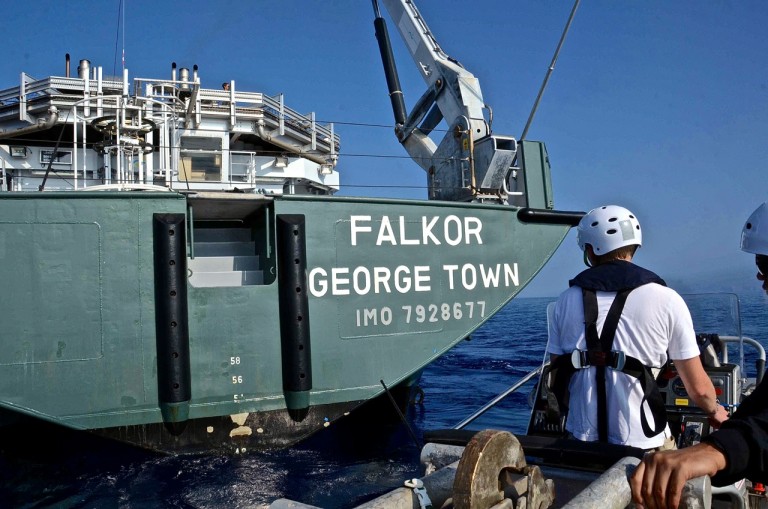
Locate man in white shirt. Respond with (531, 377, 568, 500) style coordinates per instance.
(548, 205, 728, 450)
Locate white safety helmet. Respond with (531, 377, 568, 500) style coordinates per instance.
(741, 202, 768, 255)
(577, 205, 642, 255)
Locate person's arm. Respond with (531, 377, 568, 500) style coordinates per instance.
(704, 377, 768, 486)
(673, 357, 728, 427)
(631, 379, 768, 508)
(630, 442, 727, 509)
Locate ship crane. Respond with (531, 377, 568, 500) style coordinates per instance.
(373, 0, 519, 203)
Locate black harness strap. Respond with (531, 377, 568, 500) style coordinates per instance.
(621, 357, 668, 438)
(583, 288, 667, 441)
(583, 288, 631, 442)
(549, 356, 575, 419)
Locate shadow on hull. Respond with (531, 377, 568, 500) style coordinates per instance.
(0, 375, 422, 458)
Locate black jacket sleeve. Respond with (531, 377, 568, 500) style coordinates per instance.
(704, 377, 768, 486)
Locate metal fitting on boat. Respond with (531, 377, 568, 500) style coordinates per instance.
(404, 478, 432, 509)
(453, 430, 555, 509)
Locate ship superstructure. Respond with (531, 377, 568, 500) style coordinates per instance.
(0, 57, 339, 196)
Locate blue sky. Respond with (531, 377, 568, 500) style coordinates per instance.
(2, 1, 766, 297)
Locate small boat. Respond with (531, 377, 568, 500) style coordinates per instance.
(302, 292, 764, 508)
(0, 0, 579, 453)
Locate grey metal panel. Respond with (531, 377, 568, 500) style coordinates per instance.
(520, 140, 555, 210)
(0, 221, 103, 365)
(188, 270, 264, 287)
(187, 255, 260, 272)
(193, 228, 252, 242)
(192, 241, 255, 256)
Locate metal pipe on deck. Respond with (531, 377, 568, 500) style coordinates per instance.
(123, 68, 129, 96)
(420, 442, 464, 474)
(0, 106, 59, 140)
(84, 68, 91, 117)
(562, 457, 710, 509)
(78, 59, 90, 79)
(355, 463, 458, 509)
(560, 457, 640, 509)
(269, 460, 459, 509)
(256, 119, 330, 166)
(179, 67, 190, 96)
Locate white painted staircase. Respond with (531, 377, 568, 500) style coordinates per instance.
(187, 227, 264, 287)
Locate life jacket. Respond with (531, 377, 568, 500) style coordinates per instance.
(550, 260, 669, 442)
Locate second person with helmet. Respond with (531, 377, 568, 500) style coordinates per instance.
(630, 202, 768, 509)
(547, 205, 728, 450)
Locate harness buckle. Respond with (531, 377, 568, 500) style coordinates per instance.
(612, 350, 626, 370)
(571, 350, 589, 369)
(571, 350, 626, 370)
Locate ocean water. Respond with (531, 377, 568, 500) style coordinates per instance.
(2, 293, 766, 508)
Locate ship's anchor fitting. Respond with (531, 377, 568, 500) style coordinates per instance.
(453, 429, 555, 509)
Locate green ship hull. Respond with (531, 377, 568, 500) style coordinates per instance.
(0, 190, 568, 453)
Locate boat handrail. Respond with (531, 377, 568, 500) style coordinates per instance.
(452, 334, 767, 432)
(131, 77, 340, 147)
(719, 335, 766, 385)
(261, 92, 339, 146)
(0, 76, 125, 106)
(0, 73, 341, 151)
(711, 484, 748, 509)
(81, 183, 172, 192)
(453, 365, 543, 429)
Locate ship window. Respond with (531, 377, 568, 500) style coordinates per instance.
(179, 136, 222, 182)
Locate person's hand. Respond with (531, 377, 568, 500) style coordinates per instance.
(630, 442, 727, 509)
(708, 404, 729, 429)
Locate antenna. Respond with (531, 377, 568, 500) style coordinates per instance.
(121, 0, 126, 71)
(112, 0, 127, 75)
(520, 0, 580, 140)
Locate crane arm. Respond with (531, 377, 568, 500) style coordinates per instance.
(373, 0, 516, 202)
